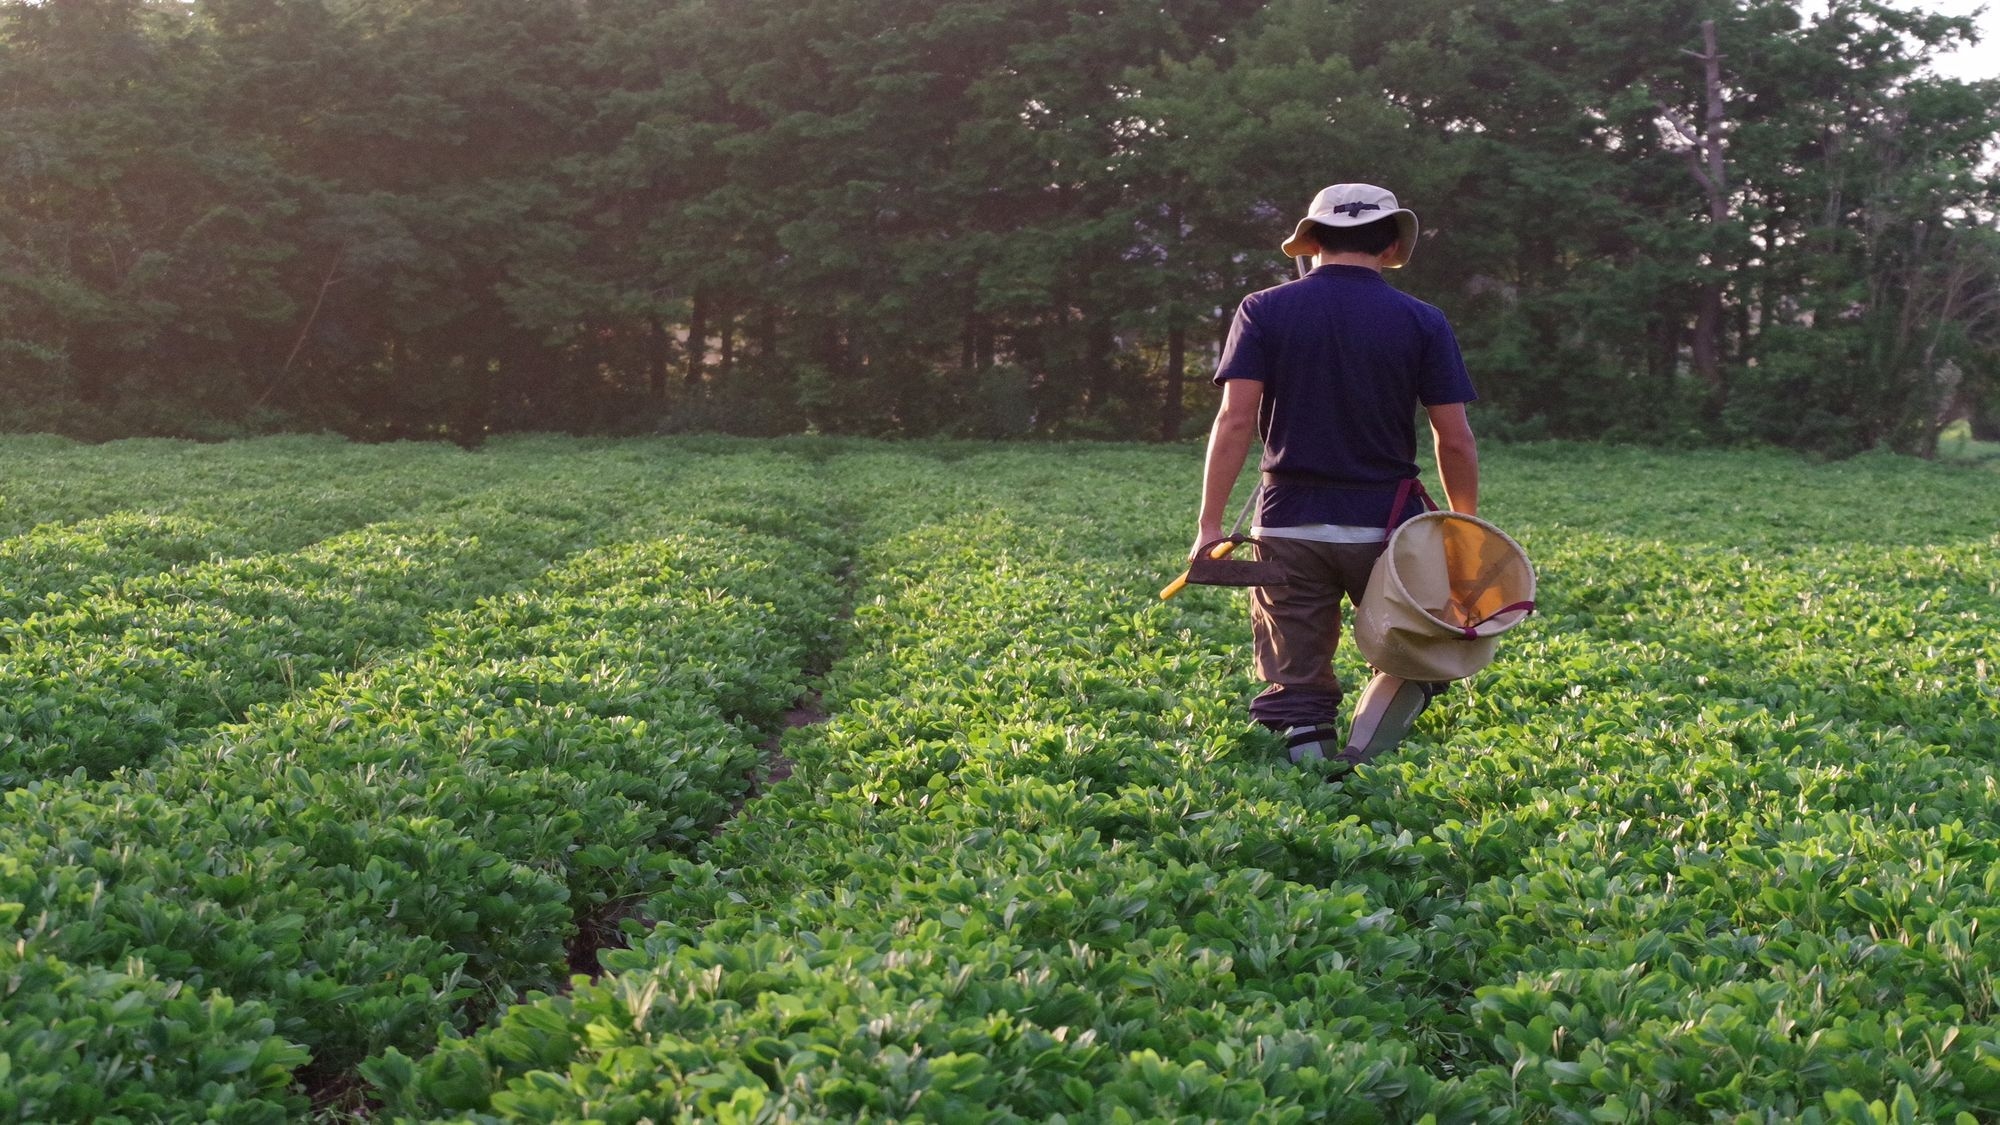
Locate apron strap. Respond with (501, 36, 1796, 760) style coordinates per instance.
(1386, 478, 1434, 535)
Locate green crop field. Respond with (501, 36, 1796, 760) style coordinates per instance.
(1, 435, 1996, 1123)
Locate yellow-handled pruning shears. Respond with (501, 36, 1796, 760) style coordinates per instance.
(1160, 481, 1268, 601)
(1158, 538, 1239, 601)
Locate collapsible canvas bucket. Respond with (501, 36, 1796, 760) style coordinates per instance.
(1353, 511, 1536, 682)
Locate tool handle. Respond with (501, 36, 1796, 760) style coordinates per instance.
(1159, 539, 1238, 600)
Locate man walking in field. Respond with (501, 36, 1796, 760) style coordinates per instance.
(1193, 183, 1479, 773)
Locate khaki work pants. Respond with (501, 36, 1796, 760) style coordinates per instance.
(1248, 535, 1385, 730)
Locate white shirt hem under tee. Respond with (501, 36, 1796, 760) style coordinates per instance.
(1253, 523, 1387, 545)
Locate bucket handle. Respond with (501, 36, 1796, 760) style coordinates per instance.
(1455, 600, 1537, 639)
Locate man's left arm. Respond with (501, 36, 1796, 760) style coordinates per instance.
(1427, 401, 1478, 516)
(1415, 308, 1478, 515)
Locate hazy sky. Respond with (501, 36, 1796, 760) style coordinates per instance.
(1915, 0, 1999, 80)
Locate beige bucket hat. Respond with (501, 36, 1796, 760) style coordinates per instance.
(1281, 183, 1420, 268)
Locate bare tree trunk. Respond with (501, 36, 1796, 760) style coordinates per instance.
(961, 300, 978, 374)
(684, 292, 707, 386)
(1972, 395, 2000, 442)
(388, 336, 406, 431)
(1657, 20, 1730, 407)
(579, 321, 606, 412)
(1160, 320, 1186, 442)
(1649, 315, 1681, 388)
(757, 304, 778, 363)
(1907, 238, 1998, 456)
(1756, 213, 1781, 349)
(646, 316, 668, 398)
(1732, 255, 1753, 358)
(1693, 20, 1728, 404)
(1084, 313, 1115, 410)
(815, 315, 846, 376)
(1691, 292, 1723, 398)
(254, 245, 345, 410)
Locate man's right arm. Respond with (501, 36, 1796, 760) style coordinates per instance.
(1195, 378, 1263, 557)
(1427, 402, 1478, 516)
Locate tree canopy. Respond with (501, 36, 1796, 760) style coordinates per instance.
(2, 0, 1995, 453)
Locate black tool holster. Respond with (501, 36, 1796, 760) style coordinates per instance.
(1187, 536, 1289, 587)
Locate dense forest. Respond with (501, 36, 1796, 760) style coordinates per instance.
(1, 0, 1996, 452)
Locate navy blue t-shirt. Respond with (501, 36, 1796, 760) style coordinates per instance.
(1213, 264, 1476, 529)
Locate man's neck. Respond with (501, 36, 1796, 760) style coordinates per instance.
(1313, 251, 1386, 272)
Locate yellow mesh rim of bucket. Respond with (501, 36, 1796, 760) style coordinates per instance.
(1381, 511, 1536, 635)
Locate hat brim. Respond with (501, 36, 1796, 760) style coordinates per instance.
(1281, 211, 1420, 268)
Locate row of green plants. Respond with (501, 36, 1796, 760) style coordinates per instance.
(365, 443, 1998, 1122)
(0, 436, 510, 540)
(0, 437, 646, 625)
(364, 446, 1496, 1120)
(1, 437, 1993, 1120)
(0, 453, 740, 787)
(1364, 517, 2000, 1120)
(0, 444, 850, 1119)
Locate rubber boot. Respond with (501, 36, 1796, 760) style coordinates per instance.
(1336, 674, 1443, 771)
(1284, 724, 1342, 765)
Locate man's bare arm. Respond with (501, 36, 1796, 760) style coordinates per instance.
(1194, 379, 1263, 556)
(1427, 401, 1478, 516)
